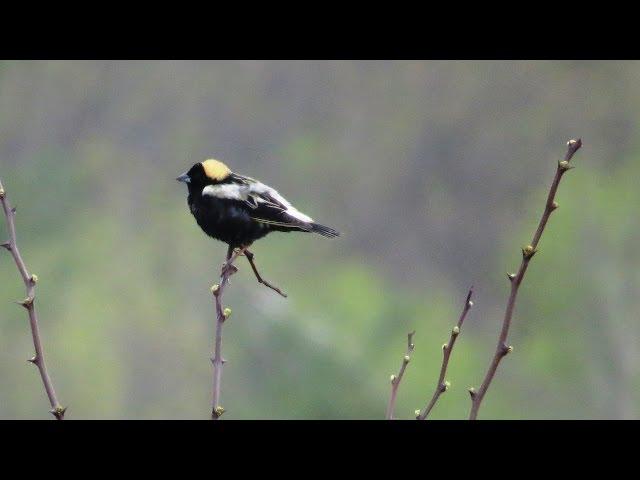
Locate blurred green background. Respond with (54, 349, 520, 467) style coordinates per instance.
(0, 61, 638, 419)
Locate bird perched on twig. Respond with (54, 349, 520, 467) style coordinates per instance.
(177, 159, 340, 297)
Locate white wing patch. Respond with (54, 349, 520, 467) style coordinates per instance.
(203, 179, 314, 224)
(250, 182, 314, 223)
(202, 184, 250, 201)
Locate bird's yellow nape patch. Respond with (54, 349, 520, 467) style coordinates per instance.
(201, 159, 231, 181)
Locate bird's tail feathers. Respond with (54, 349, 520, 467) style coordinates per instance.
(310, 223, 340, 238)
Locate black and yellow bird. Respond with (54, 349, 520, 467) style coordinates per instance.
(177, 159, 339, 297)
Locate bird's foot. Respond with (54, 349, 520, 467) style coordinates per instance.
(258, 279, 288, 298)
(221, 262, 238, 277)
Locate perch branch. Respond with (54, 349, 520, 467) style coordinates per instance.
(468, 139, 582, 420)
(417, 287, 473, 420)
(386, 331, 415, 419)
(0, 178, 65, 419)
(210, 245, 243, 419)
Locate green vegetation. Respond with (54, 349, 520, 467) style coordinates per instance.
(1, 61, 638, 419)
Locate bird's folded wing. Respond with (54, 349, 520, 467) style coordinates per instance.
(229, 173, 314, 229)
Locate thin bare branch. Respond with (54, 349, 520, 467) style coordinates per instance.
(210, 245, 244, 419)
(386, 331, 415, 419)
(468, 139, 582, 420)
(0, 178, 65, 419)
(417, 287, 473, 420)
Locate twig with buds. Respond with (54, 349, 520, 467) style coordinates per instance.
(0, 178, 65, 419)
(386, 331, 415, 419)
(416, 288, 473, 420)
(210, 245, 244, 419)
(468, 139, 582, 420)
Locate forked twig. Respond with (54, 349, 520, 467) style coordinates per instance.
(0, 178, 65, 419)
(468, 139, 582, 420)
(417, 287, 473, 420)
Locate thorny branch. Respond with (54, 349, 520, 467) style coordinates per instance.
(0, 178, 65, 419)
(417, 287, 473, 420)
(468, 139, 582, 420)
(386, 331, 415, 419)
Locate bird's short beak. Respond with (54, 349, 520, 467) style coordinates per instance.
(176, 173, 191, 183)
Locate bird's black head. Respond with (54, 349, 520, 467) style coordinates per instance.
(176, 159, 232, 191)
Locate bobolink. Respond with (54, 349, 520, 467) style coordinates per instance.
(177, 159, 339, 296)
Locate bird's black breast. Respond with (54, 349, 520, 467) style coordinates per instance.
(188, 193, 269, 247)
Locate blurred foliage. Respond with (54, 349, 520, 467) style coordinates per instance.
(0, 61, 639, 419)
